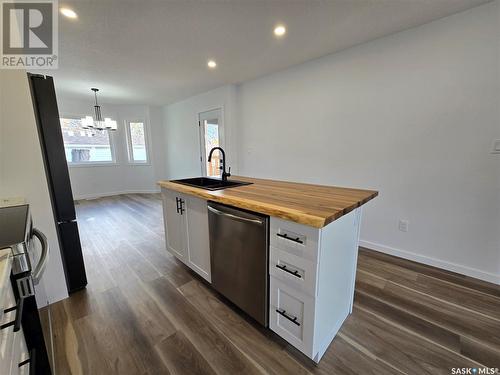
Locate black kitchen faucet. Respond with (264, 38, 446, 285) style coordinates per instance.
(208, 147, 231, 181)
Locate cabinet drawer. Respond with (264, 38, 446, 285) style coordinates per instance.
(10, 327, 29, 375)
(0, 285, 17, 375)
(0, 255, 13, 325)
(269, 247, 317, 297)
(269, 276, 314, 357)
(270, 218, 319, 262)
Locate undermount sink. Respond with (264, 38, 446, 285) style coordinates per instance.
(171, 177, 253, 191)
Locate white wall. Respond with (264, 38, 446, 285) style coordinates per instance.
(149, 106, 168, 185)
(57, 97, 166, 199)
(0, 70, 69, 304)
(163, 2, 500, 283)
(163, 85, 239, 178)
(235, 2, 500, 283)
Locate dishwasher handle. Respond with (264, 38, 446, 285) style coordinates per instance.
(207, 205, 264, 225)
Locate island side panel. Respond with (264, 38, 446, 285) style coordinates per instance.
(349, 208, 362, 313)
(313, 208, 361, 362)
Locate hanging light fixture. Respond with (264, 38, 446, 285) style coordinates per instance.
(81, 88, 117, 131)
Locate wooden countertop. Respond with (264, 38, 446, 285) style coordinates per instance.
(158, 176, 377, 228)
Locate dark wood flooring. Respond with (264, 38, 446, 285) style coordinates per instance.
(46, 194, 500, 374)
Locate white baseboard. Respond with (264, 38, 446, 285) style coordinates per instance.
(74, 189, 161, 200)
(359, 240, 500, 286)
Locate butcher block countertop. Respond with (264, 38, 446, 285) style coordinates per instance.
(158, 176, 378, 228)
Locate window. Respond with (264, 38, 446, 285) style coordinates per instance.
(126, 121, 148, 163)
(59, 117, 115, 164)
(199, 109, 223, 177)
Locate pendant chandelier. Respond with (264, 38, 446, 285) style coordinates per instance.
(81, 88, 117, 131)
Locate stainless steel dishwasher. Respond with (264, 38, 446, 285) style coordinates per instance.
(208, 201, 269, 326)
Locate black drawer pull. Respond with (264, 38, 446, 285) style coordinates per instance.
(276, 308, 300, 326)
(276, 264, 302, 278)
(1, 298, 24, 332)
(276, 233, 303, 244)
(19, 348, 36, 375)
(4, 305, 17, 313)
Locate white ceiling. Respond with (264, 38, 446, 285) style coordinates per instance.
(45, 0, 490, 105)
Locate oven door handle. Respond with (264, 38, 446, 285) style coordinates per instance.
(31, 228, 49, 285)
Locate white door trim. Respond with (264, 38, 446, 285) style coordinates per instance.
(198, 107, 225, 176)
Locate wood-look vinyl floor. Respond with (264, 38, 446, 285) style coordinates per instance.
(46, 194, 500, 374)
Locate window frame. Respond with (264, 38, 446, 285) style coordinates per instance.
(59, 114, 118, 167)
(124, 119, 151, 165)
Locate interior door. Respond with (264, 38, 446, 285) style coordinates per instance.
(198, 108, 223, 177)
(162, 190, 187, 261)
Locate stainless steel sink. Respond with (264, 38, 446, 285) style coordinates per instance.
(171, 177, 252, 191)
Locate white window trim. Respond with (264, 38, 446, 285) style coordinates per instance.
(124, 119, 151, 165)
(60, 114, 118, 167)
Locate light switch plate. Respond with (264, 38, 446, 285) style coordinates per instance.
(492, 139, 500, 154)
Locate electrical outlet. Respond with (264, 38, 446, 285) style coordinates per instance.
(491, 139, 500, 154)
(398, 219, 409, 232)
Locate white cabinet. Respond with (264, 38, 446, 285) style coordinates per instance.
(269, 277, 315, 357)
(269, 247, 317, 296)
(269, 208, 362, 363)
(161, 188, 211, 282)
(0, 252, 31, 375)
(0, 280, 16, 375)
(10, 329, 29, 375)
(161, 187, 362, 362)
(184, 195, 211, 281)
(162, 189, 188, 261)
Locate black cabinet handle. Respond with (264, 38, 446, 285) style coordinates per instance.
(1, 298, 24, 332)
(276, 308, 300, 326)
(175, 197, 180, 213)
(276, 233, 303, 244)
(175, 197, 185, 215)
(276, 264, 302, 278)
(19, 348, 36, 375)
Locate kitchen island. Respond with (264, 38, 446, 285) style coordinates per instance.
(158, 176, 377, 362)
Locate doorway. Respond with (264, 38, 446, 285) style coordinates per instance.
(198, 108, 224, 177)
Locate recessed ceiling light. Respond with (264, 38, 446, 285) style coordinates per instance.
(207, 60, 217, 69)
(60, 7, 77, 19)
(274, 25, 286, 37)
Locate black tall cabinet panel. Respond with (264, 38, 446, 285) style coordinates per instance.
(28, 73, 87, 293)
(58, 221, 87, 291)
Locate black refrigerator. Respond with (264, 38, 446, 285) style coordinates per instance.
(28, 73, 88, 293)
